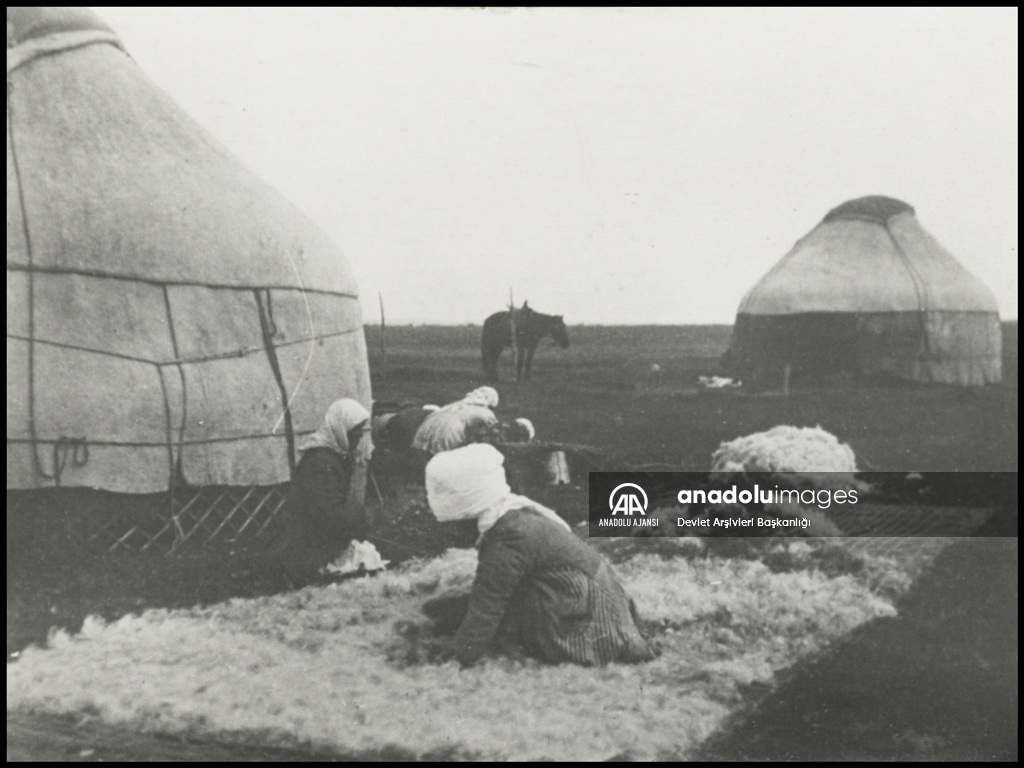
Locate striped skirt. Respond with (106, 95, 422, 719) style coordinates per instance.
(511, 561, 655, 666)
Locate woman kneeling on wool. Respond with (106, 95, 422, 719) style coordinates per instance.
(425, 443, 655, 667)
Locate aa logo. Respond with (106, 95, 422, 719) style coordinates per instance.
(609, 483, 647, 516)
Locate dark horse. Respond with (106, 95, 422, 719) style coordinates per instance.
(482, 302, 570, 381)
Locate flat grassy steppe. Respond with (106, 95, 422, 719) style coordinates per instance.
(368, 322, 1017, 472)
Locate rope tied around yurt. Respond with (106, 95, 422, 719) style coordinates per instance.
(882, 221, 934, 358)
(8, 83, 49, 485)
(262, 288, 278, 336)
(9, 79, 92, 487)
(159, 285, 189, 504)
(49, 437, 90, 486)
(254, 288, 297, 478)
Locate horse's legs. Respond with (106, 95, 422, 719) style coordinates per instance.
(524, 344, 537, 379)
(516, 340, 528, 381)
(482, 337, 501, 381)
(484, 348, 501, 381)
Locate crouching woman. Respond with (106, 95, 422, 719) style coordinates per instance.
(425, 444, 655, 667)
(274, 398, 373, 586)
(411, 386, 500, 454)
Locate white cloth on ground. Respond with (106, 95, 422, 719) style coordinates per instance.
(324, 540, 390, 574)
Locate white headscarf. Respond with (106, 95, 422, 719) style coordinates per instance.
(299, 398, 372, 458)
(459, 386, 499, 409)
(425, 443, 570, 537)
(514, 417, 536, 441)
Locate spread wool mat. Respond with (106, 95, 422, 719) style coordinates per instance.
(8, 540, 935, 761)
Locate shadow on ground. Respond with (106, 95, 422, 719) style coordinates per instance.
(695, 534, 1019, 761)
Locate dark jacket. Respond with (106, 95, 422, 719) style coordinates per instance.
(380, 407, 432, 450)
(276, 447, 362, 583)
(454, 508, 655, 667)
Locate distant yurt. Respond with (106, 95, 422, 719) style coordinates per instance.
(7, 8, 370, 548)
(730, 196, 1002, 387)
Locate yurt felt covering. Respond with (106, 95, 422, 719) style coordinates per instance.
(7, 8, 371, 494)
(730, 196, 1001, 387)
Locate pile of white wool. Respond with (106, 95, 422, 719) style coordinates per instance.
(711, 425, 859, 490)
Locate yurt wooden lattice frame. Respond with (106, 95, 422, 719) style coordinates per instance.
(9, 485, 290, 556)
(107, 486, 290, 555)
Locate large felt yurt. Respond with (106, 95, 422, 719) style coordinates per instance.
(729, 196, 1002, 388)
(7, 8, 371, 549)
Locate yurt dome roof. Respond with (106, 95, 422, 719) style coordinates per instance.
(738, 196, 999, 316)
(7, 7, 115, 45)
(822, 195, 915, 224)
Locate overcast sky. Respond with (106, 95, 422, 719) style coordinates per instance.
(93, 7, 1018, 325)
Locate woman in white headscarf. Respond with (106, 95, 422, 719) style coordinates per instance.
(411, 387, 500, 454)
(424, 444, 655, 667)
(275, 398, 373, 585)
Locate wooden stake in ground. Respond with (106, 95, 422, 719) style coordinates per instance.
(508, 287, 520, 382)
(378, 292, 386, 389)
(783, 362, 791, 396)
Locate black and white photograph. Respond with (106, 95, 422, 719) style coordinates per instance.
(7, 7, 1017, 761)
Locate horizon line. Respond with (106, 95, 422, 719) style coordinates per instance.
(361, 318, 1020, 327)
